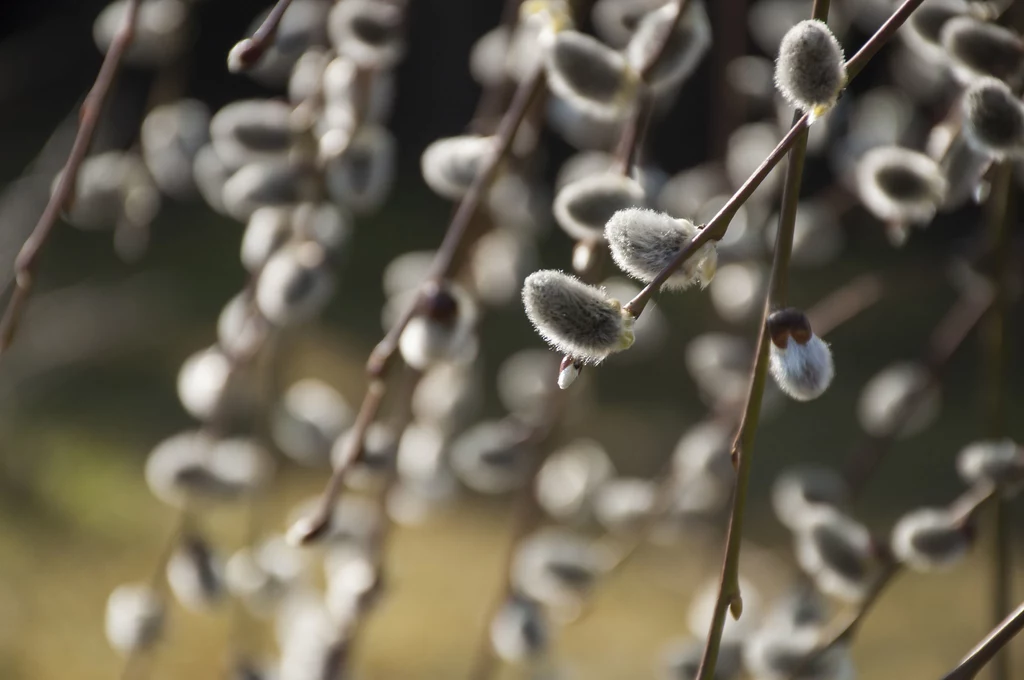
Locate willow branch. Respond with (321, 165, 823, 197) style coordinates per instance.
(984, 159, 1014, 680)
(693, 0, 828, 673)
(623, 0, 929, 319)
(943, 600, 1024, 680)
(228, 0, 296, 72)
(0, 0, 140, 356)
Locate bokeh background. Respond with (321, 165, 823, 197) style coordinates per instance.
(0, 0, 1023, 678)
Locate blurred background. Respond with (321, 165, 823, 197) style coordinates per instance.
(0, 0, 1022, 678)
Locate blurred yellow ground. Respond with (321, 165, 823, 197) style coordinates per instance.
(2, 430, 1023, 680)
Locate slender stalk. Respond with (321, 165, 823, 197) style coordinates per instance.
(623, 0, 929, 319)
(0, 0, 140, 356)
(943, 601, 1024, 680)
(694, 1, 828, 674)
(983, 160, 1013, 680)
(228, 0, 296, 71)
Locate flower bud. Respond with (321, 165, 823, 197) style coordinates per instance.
(535, 439, 614, 521)
(511, 529, 610, 612)
(419, 135, 498, 200)
(273, 379, 353, 467)
(855, 146, 948, 224)
(941, 16, 1024, 84)
(211, 100, 295, 169)
(962, 77, 1024, 159)
(255, 242, 335, 326)
(627, 1, 712, 92)
(57, 152, 160, 232)
(94, 0, 189, 67)
(774, 20, 846, 120)
(167, 533, 226, 612)
(688, 576, 761, 644)
(176, 345, 233, 421)
(497, 349, 561, 422)
(193, 144, 234, 215)
(890, 508, 971, 571)
(241, 1, 331, 88)
(857, 361, 940, 438)
(451, 420, 532, 494)
(592, 476, 656, 534)
(901, 0, 969, 64)
(592, 0, 665, 47)
(772, 465, 849, 531)
(218, 292, 267, 358)
(398, 282, 478, 370)
(105, 583, 165, 654)
(558, 356, 582, 389)
(241, 206, 294, 273)
(606, 208, 718, 290)
(222, 160, 321, 221)
(490, 594, 549, 663)
(767, 308, 834, 402)
(545, 30, 637, 121)
(323, 124, 397, 214)
(225, 538, 308, 616)
(522, 270, 634, 363)
(554, 173, 646, 241)
(141, 99, 210, 199)
(795, 508, 878, 603)
(412, 362, 482, 434)
(470, 26, 510, 87)
(956, 438, 1024, 490)
(743, 626, 854, 680)
(328, 0, 405, 70)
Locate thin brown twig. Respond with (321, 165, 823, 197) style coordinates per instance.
(228, 0, 297, 72)
(942, 600, 1024, 680)
(623, 0, 930, 319)
(0, 0, 141, 356)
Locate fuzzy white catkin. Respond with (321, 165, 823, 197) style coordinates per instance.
(855, 146, 948, 224)
(857, 361, 940, 437)
(772, 465, 849, 531)
(511, 529, 609, 610)
(166, 536, 225, 612)
(535, 439, 615, 520)
(626, 1, 712, 92)
(890, 508, 970, 571)
(962, 77, 1024, 159)
(553, 174, 646, 241)
(545, 30, 636, 121)
(272, 379, 353, 467)
(256, 242, 335, 326)
(769, 334, 834, 401)
(327, 0, 405, 69)
(956, 438, 1024, 489)
(105, 584, 166, 654)
(605, 208, 717, 290)
(794, 508, 876, 603)
(323, 124, 397, 214)
(522, 270, 634, 363)
(490, 596, 549, 662)
(940, 17, 1024, 85)
(398, 285, 478, 370)
(420, 135, 498, 200)
(774, 20, 846, 119)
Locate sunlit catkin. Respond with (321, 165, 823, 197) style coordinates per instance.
(522, 270, 634, 364)
(961, 77, 1024, 159)
(605, 208, 717, 290)
(774, 20, 846, 120)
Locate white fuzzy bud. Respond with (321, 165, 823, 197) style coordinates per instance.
(626, 1, 712, 92)
(241, 206, 294, 273)
(660, 636, 742, 680)
(901, 0, 969, 64)
(323, 124, 397, 214)
(545, 30, 637, 121)
(554, 173, 646, 241)
(327, 0, 405, 69)
(522, 270, 634, 364)
(743, 626, 854, 680)
(94, 0, 189, 67)
(857, 361, 940, 438)
(956, 438, 1024, 490)
(210, 99, 295, 168)
(141, 99, 210, 200)
(794, 508, 877, 603)
(419, 135, 498, 200)
(451, 420, 532, 494)
(398, 283, 478, 370)
(166, 534, 226, 612)
(592, 476, 656, 534)
(688, 576, 761, 645)
(490, 594, 549, 662)
(557, 357, 581, 389)
(962, 77, 1024, 159)
(606, 208, 717, 290)
(772, 465, 849, 531)
(767, 311, 834, 402)
(222, 160, 321, 221)
(891, 508, 971, 571)
(855, 146, 948, 225)
(941, 16, 1024, 85)
(105, 583, 165, 654)
(535, 439, 614, 521)
(273, 379, 353, 467)
(176, 345, 233, 421)
(511, 529, 609, 611)
(774, 20, 846, 120)
(255, 242, 335, 326)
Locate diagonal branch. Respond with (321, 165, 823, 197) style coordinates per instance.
(0, 0, 141, 357)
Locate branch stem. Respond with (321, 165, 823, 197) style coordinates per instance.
(0, 0, 140, 356)
(943, 601, 1024, 680)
